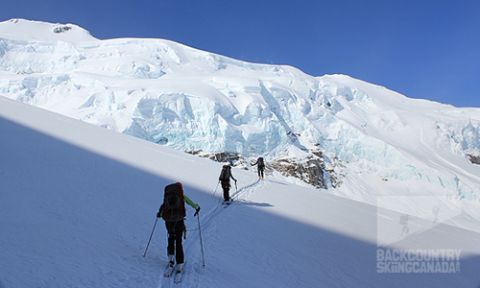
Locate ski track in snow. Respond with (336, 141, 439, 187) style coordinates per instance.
(157, 179, 262, 288)
(2, 97, 480, 287)
(1, 20, 480, 287)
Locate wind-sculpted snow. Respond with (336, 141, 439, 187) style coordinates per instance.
(1, 19, 480, 206)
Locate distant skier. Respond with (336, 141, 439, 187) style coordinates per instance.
(219, 164, 237, 203)
(251, 157, 265, 179)
(156, 182, 200, 275)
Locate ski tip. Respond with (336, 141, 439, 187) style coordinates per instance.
(173, 270, 184, 283)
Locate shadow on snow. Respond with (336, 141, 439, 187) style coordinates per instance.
(0, 116, 479, 288)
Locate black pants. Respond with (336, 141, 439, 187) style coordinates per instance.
(165, 220, 185, 264)
(258, 166, 265, 179)
(221, 181, 230, 201)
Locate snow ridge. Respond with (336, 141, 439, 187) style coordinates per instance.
(0, 18, 97, 43)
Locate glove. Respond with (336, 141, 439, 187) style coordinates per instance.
(194, 206, 201, 216)
(156, 211, 161, 218)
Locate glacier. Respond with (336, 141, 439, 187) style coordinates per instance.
(0, 18, 479, 211)
(2, 96, 480, 288)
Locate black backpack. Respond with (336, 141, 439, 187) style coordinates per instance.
(161, 182, 186, 222)
(257, 157, 265, 167)
(219, 165, 231, 182)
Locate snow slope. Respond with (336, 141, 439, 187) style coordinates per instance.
(1, 97, 480, 288)
(1, 19, 479, 214)
(0, 19, 479, 212)
(0, 18, 96, 43)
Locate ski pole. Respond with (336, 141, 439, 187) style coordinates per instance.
(213, 181, 222, 205)
(214, 181, 220, 196)
(143, 218, 158, 257)
(196, 213, 206, 267)
(235, 180, 238, 192)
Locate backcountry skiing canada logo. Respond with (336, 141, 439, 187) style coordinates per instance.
(376, 248, 461, 273)
(376, 195, 462, 274)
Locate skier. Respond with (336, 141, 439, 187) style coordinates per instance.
(156, 182, 200, 275)
(219, 164, 237, 203)
(251, 156, 265, 179)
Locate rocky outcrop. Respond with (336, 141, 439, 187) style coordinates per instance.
(270, 157, 326, 188)
(468, 154, 480, 165)
(186, 150, 343, 189)
(53, 26, 72, 33)
(186, 150, 248, 167)
(209, 152, 241, 163)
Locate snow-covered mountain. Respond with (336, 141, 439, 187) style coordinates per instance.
(1, 19, 479, 213)
(2, 96, 480, 288)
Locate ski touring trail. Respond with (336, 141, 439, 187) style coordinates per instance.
(3, 92, 480, 288)
(157, 179, 263, 287)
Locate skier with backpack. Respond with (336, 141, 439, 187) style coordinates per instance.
(156, 182, 200, 278)
(219, 164, 237, 204)
(251, 157, 265, 179)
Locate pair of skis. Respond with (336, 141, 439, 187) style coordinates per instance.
(223, 199, 233, 207)
(164, 263, 184, 284)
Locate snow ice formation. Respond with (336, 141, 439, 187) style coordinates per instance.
(0, 18, 479, 207)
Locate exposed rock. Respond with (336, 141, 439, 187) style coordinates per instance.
(270, 156, 327, 189)
(185, 149, 342, 188)
(311, 150, 322, 158)
(468, 154, 480, 165)
(209, 152, 241, 163)
(53, 26, 72, 33)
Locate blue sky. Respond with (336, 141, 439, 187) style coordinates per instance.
(1, 0, 479, 107)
